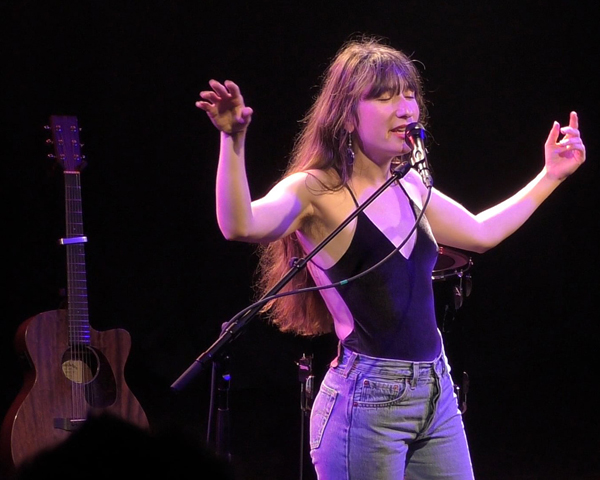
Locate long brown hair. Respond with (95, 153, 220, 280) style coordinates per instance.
(255, 34, 428, 336)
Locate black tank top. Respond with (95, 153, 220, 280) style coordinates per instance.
(323, 185, 441, 361)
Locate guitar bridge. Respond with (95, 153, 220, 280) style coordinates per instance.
(54, 418, 86, 431)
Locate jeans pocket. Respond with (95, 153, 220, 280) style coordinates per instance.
(355, 377, 409, 407)
(309, 383, 337, 450)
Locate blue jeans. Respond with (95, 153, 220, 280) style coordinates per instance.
(309, 346, 474, 479)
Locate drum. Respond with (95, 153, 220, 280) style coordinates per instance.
(432, 246, 473, 331)
(432, 245, 472, 283)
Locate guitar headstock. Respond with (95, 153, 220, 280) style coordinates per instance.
(47, 115, 85, 172)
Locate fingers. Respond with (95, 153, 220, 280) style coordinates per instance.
(205, 79, 243, 103)
(195, 100, 213, 115)
(559, 112, 582, 143)
(208, 79, 233, 98)
(550, 111, 586, 164)
(197, 90, 219, 104)
(195, 79, 245, 109)
(194, 79, 252, 133)
(559, 111, 579, 138)
(545, 121, 561, 146)
(546, 111, 581, 146)
(239, 106, 254, 124)
(223, 80, 241, 97)
(568, 111, 579, 129)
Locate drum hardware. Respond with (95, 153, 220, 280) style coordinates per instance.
(433, 246, 472, 414)
(433, 246, 473, 333)
(432, 246, 473, 285)
(453, 371, 470, 414)
(297, 353, 314, 480)
(453, 271, 472, 310)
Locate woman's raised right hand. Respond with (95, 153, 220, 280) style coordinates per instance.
(196, 79, 253, 134)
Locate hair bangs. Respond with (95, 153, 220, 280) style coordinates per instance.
(362, 56, 420, 100)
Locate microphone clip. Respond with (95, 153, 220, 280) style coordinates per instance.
(406, 122, 433, 188)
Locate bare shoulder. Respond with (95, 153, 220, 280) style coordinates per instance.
(305, 168, 343, 193)
(277, 169, 342, 198)
(275, 169, 353, 233)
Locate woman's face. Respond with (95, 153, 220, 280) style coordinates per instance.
(354, 88, 419, 163)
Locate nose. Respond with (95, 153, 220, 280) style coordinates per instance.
(396, 102, 413, 119)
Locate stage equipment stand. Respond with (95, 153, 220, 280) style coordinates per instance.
(297, 353, 314, 480)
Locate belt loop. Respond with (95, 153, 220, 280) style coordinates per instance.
(332, 344, 357, 379)
(411, 362, 419, 388)
(438, 354, 446, 377)
(340, 352, 358, 378)
(436, 356, 446, 380)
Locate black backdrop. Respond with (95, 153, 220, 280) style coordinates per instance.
(2, 1, 599, 479)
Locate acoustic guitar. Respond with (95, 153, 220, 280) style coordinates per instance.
(0, 116, 149, 474)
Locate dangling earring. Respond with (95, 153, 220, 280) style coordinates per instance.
(346, 134, 355, 165)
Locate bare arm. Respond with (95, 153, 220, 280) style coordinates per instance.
(196, 79, 311, 243)
(425, 112, 586, 252)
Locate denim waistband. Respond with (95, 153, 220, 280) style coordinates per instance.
(334, 345, 447, 386)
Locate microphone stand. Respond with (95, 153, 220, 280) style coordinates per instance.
(213, 351, 231, 461)
(170, 160, 412, 461)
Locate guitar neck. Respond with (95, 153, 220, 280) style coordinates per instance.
(49, 115, 91, 347)
(62, 170, 91, 346)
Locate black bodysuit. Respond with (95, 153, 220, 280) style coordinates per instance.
(323, 185, 441, 361)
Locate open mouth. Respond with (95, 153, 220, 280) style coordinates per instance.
(390, 126, 408, 138)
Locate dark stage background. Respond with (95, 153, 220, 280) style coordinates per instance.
(2, 1, 599, 479)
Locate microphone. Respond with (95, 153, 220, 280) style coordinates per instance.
(405, 122, 433, 188)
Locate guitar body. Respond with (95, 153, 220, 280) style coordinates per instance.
(1, 309, 149, 472)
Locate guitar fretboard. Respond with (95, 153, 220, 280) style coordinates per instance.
(63, 170, 90, 346)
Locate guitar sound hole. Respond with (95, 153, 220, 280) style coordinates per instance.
(61, 346, 117, 408)
(62, 346, 98, 384)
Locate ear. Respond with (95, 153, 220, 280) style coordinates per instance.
(344, 123, 355, 134)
